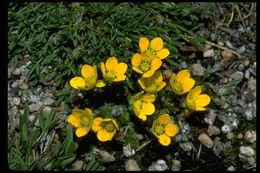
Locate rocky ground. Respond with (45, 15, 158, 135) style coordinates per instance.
(8, 3, 256, 171)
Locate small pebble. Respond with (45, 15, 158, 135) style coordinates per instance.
(125, 159, 141, 171)
(203, 49, 215, 58)
(239, 146, 255, 157)
(237, 133, 243, 139)
(198, 133, 213, 148)
(171, 160, 181, 171)
(226, 132, 234, 140)
(13, 97, 21, 106)
(244, 130, 256, 143)
(148, 160, 169, 171)
(12, 68, 21, 76)
(225, 40, 234, 49)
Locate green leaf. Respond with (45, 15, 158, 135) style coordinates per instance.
(38, 112, 45, 130)
(59, 154, 76, 167)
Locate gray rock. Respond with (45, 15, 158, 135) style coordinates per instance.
(244, 130, 256, 143)
(239, 146, 255, 157)
(213, 141, 224, 156)
(245, 109, 253, 121)
(43, 106, 52, 117)
(94, 148, 115, 163)
(19, 79, 29, 89)
(203, 49, 215, 57)
(71, 160, 83, 171)
(43, 98, 55, 106)
(29, 102, 43, 112)
(244, 70, 250, 79)
(204, 109, 217, 125)
(230, 71, 244, 81)
(247, 157, 256, 166)
(148, 160, 169, 171)
(231, 119, 239, 129)
(180, 142, 193, 152)
(198, 133, 213, 148)
(225, 40, 234, 49)
(247, 79, 256, 91)
(227, 165, 236, 171)
(125, 159, 141, 171)
(13, 97, 21, 106)
(8, 68, 13, 79)
(237, 133, 243, 139)
(221, 124, 232, 134)
(207, 125, 220, 136)
(29, 95, 39, 103)
(179, 61, 187, 69)
(123, 144, 135, 158)
(171, 159, 181, 171)
(226, 132, 234, 140)
(237, 46, 246, 54)
(190, 63, 205, 76)
(8, 106, 19, 119)
(11, 80, 19, 88)
(12, 68, 21, 76)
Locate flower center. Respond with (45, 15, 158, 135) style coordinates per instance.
(140, 61, 150, 72)
(155, 125, 165, 135)
(81, 116, 90, 127)
(145, 49, 156, 57)
(104, 122, 115, 132)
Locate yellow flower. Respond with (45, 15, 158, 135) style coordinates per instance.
(138, 70, 166, 93)
(92, 117, 119, 142)
(150, 114, 178, 146)
(100, 57, 128, 83)
(70, 64, 106, 90)
(132, 53, 162, 78)
(185, 86, 211, 111)
(170, 69, 195, 95)
(139, 37, 170, 60)
(67, 108, 93, 137)
(133, 91, 156, 121)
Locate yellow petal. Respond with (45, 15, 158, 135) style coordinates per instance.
(150, 37, 163, 51)
(132, 53, 142, 67)
(92, 117, 104, 132)
(76, 127, 88, 137)
(141, 93, 155, 102)
(139, 37, 149, 53)
(70, 77, 86, 90)
(140, 102, 155, 115)
(67, 114, 81, 127)
(195, 107, 207, 111)
(114, 75, 126, 82)
(143, 70, 155, 78)
(97, 129, 114, 141)
(81, 64, 95, 79)
(185, 97, 196, 110)
(153, 70, 163, 83)
(156, 48, 170, 59)
(138, 113, 147, 121)
(157, 82, 166, 92)
(133, 100, 141, 116)
(93, 65, 98, 81)
(189, 86, 202, 99)
(105, 57, 118, 72)
(84, 108, 92, 117)
(182, 78, 195, 93)
(176, 70, 190, 83)
(165, 124, 178, 137)
(115, 63, 128, 76)
(158, 114, 171, 125)
(132, 67, 143, 74)
(134, 91, 144, 100)
(138, 78, 146, 90)
(95, 80, 106, 87)
(100, 62, 106, 76)
(196, 94, 211, 107)
(150, 58, 162, 71)
(169, 73, 177, 86)
(158, 134, 171, 146)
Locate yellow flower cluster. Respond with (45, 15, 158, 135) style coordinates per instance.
(170, 70, 211, 111)
(70, 57, 128, 90)
(67, 36, 211, 147)
(67, 108, 119, 141)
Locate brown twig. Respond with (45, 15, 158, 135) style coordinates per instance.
(205, 40, 241, 58)
(135, 139, 152, 152)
